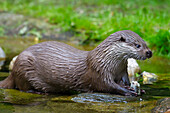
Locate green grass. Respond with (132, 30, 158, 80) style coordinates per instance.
(0, 0, 169, 57)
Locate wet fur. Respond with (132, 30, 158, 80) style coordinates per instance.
(0, 30, 152, 96)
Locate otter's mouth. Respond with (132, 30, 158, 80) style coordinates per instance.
(133, 50, 152, 60)
(139, 56, 147, 60)
(133, 55, 147, 60)
(135, 55, 153, 60)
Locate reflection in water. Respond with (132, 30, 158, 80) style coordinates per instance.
(0, 88, 158, 113)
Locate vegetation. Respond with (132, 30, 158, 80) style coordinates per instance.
(0, 0, 169, 57)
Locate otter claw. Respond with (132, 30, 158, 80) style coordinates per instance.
(124, 86, 131, 89)
(124, 85, 146, 95)
(124, 86, 135, 91)
(131, 91, 138, 96)
(124, 91, 138, 96)
(141, 89, 146, 94)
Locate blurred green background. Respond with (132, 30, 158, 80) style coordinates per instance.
(0, 0, 169, 57)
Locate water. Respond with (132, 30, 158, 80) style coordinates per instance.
(0, 37, 169, 113)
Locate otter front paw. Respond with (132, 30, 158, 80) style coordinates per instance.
(125, 87, 145, 96)
(124, 91, 138, 96)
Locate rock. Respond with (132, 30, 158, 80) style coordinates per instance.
(0, 47, 5, 58)
(0, 47, 6, 70)
(130, 81, 141, 95)
(142, 71, 158, 84)
(151, 98, 170, 113)
(72, 93, 141, 104)
(127, 58, 141, 82)
(9, 55, 18, 70)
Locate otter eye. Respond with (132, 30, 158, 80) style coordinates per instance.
(120, 37, 126, 42)
(135, 44, 141, 48)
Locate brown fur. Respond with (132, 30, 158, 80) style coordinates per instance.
(0, 30, 152, 96)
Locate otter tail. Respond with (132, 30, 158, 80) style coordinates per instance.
(0, 73, 15, 89)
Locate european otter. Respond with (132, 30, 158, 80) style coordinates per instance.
(0, 30, 152, 96)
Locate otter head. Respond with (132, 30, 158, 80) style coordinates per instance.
(107, 30, 152, 60)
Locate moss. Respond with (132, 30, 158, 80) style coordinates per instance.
(0, 89, 42, 105)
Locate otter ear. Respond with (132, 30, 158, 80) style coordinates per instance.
(120, 36, 126, 42)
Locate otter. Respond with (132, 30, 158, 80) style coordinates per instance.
(0, 30, 152, 96)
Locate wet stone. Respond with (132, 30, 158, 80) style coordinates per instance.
(142, 71, 158, 84)
(0, 47, 5, 70)
(151, 98, 170, 113)
(72, 93, 142, 104)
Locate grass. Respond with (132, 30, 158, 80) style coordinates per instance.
(0, 0, 169, 57)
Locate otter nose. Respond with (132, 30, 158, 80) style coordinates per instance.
(146, 50, 152, 58)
